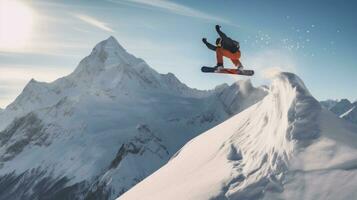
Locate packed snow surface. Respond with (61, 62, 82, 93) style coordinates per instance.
(119, 72, 357, 200)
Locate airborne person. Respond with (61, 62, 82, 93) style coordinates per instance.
(202, 25, 243, 72)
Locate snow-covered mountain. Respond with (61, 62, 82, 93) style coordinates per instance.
(320, 99, 338, 110)
(119, 72, 357, 200)
(329, 99, 353, 116)
(341, 103, 357, 124)
(0, 36, 267, 200)
(320, 99, 357, 124)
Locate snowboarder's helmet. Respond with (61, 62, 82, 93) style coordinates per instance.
(216, 38, 222, 47)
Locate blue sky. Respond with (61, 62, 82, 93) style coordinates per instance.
(0, 0, 356, 107)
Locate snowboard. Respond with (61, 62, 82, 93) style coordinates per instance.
(201, 66, 254, 76)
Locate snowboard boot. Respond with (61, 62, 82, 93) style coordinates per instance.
(214, 64, 224, 72)
(237, 65, 244, 71)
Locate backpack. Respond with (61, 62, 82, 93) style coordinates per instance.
(232, 40, 240, 49)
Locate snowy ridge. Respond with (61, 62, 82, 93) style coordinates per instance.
(330, 99, 353, 116)
(341, 105, 357, 124)
(119, 72, 357, 200)
(320, 99, 357, 125)
(340, 106, 355, 118)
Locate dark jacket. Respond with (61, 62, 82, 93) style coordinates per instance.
(204, 27, 240, 53)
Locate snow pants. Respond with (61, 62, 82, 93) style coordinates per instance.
(216, 47, 242, 67)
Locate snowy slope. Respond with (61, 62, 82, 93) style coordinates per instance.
(119, 72, 357, 200)
(0, 36, 266, 200)
(320, 99, 357, 124)
(341, 104, 357, 124)
(329, 99, 353, 116)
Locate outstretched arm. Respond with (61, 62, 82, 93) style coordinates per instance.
(202, 38, 216, 51)
(215, 25, 228, 39)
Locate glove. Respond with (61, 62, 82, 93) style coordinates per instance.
(202, 38, 207, 43)
(215, 25, 221, 31)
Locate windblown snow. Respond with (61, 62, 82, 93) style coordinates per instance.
(119, 72, 357, 200)
(0, 36, 266, 200)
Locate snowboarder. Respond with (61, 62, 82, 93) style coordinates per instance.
(202, 25, 243, 71)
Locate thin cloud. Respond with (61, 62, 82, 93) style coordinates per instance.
(109, 0, 231, 24)
(0, 41, 91, 57)
(73, 14, 114, 32)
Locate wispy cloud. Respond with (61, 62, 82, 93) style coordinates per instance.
(109, 0, 231, 24)
(73, 14, 114, 32)
(0, 41, 90, 57)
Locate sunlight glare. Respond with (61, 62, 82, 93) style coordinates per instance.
(0, 0, 34, 50)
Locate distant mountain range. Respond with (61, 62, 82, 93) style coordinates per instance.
(321, 99, 357, 124)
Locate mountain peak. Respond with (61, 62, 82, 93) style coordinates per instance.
(88, 36, 137, 65)
(67, 36, 215, 96)
(330, 98, 353, 116)
(107, 35, 117, 42)
(339, 98, 352, 105)
(70, 36, 144, 84)
(92, 36, 126, 54)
